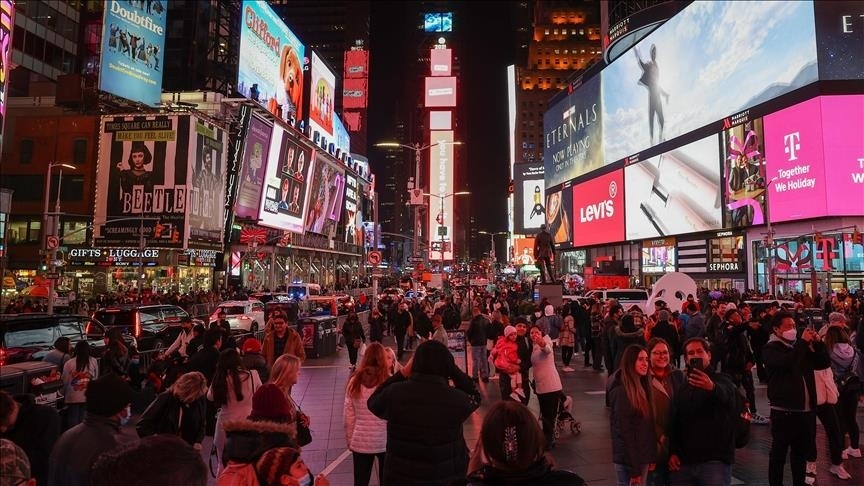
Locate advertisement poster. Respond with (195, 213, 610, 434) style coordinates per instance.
(602, 1, 818, 163)
(543, 74, 602, 187)
(0, 0, 12, 144)
(642, 238, 676, 274)
(625, 135, 722, 240)
(99, 0, 168, 106)
(235, 115, 272, 219)
(258, 126, 313, 233)
(513, 237, 536, 266)
(513, 163, 545, 234)
(186, 119, 228, 250)
(430, 48, 452, 76)
(572, 169, 625, 247)
(343, 174, 362, 245)
(813, 1, 864, 80)
(94, 115, 190, 249)
(822, 95, 864, 217)
(428, 131, 455, 260)
(308, 52, 336, 141)
(721, 118, 768, 227)
(333, 114, 350, 157)
(344, 50, 368, 79)
(305, 152, 345, 238)
(545, 185, 572, 249)
(424, 76, 457, 107)
(238, 0, 305, 123)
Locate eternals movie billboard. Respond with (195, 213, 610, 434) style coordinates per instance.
(99, 0, 167, 106)
(543, 74, 602, 188)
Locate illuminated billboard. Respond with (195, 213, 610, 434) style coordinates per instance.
(545, 185, 573, 250)
(424, 12, 453, 32)
(513, 238, 536, 266)
(428, 130, 455, 261)
(430, 49, 452, 76)
(814, 1, 864, 80)
(342, 77, 368, 109)
(344, 49, 369, 79)
(333, 115, 351, 157)
(258, 125, 314, 233)
(721, 117, 768, 227)
(572, 169, 625, 247)
(0, 0, 12, 144)
(544, 74, 602, 187)
(513, 163, 545, 235)
(642, 238, 676, 274)
(430, 111, 452, 130)
(308, 51, 336, 142)
(99, 0, 168, 106)
(625, 134, 722, 240)
(238, 0, 305, 123)
(235, 115, 272, 219)
(602, 0, 818, 163)
(305, 152, 345, 237)
(187, 118, 229, 250)
(424, 77, 456, 107)
(343, 174, 361, 245)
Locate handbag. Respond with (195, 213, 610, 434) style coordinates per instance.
(815, 368, 839, 405)
(289, 395, 312, 446)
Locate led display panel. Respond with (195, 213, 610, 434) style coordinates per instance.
(513, 163, 545, 235)
(545, 185, 573, 250)
(305, 152, 344, 238)
(642, 237, 676, 274)
(814, 1, 864, 80)
(342, 77, 368, 109)
(235, 115, 272, 219)
(0, 0, 13, 141)
(543, 74, 602, 187)
(424, 77, 457, 107)
(344, 49, 369, 79)
(238, 0, 305, 123)
(428, 130, 455, 261)
(99, 0, 168, 106)
(430, 49, 452, 76)
(513, 237, 536, 265)
(424, 12, 453, 32)
(430, 111, 452, 130)
(572, 169, 625, 247)
(625, 135, 723, 240)
(308, 51, 336, 141)
(602, 1, 818, 163)
(258, 126, 314, 233)
(721, 117, 768, 227)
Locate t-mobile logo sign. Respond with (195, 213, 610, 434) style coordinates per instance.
(783, 132, 801, 161)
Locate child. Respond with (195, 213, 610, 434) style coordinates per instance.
(491, 325, 525, 401)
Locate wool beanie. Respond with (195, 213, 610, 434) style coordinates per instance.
(250, 384, 292, 420)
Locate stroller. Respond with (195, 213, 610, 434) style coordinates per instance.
(553, 392, 581, 439)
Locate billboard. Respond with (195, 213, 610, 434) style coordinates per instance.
(543, 74, 602, 188)
(235, 115, 272, 219)
(238, 0, 305, 123)
(763, 95, 864, 222)
(99, 0, 168, 106)
(424, 76, 457, 107)
(814, 1, 864, 80)
(304, 152, 345, 237)
(343, 174, 362, 245)
(625, 134, 722, 240)
(642, 237, 676, 274)
(187, 119, 228, 250)
(545, 185, 573, 249)
(572, 169, 625, 247)
(94, 115, 190, 249)
(428, 130, 455, 261)
(513, 237, 536, 266)
(602, 1, 818, 163)
(424, 12, 453, 33)
(344, 49, 369, 78)
(430, 111, 452, 130)
(430, 49, 452, 76)
(721, 117, 768, 227)
(258, 126, 313, 233)
(342, 77, 368, 109)
(513, 163, 545, 235)
(0, 0, 12, 144)
(308, 52, 336, 141)
(333, 114, 350, 157)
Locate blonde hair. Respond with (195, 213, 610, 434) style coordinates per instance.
(171, 371, 207, 404)
(269, 354, 302, 393)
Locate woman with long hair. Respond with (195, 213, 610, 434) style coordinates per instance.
(62, 340, 99, 429)
(207, 348, 262, 474)
(101, 327, 130, 381)
(137, 371, 209, 448)
(268, 354, 308, 440)
(645, 337, 684, 486)
(344, 342, 390, 485)
(825, 326, 861, 462)
(609, 344, 655, 486)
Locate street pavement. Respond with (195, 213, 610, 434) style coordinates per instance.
(182, 335, 864, 485)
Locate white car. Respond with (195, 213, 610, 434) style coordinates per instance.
(211, 300, 266, 333)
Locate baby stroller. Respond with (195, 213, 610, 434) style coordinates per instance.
(554, 393, 581, 439)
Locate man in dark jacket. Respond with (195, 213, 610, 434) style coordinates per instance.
(668, 338, 738, 485)
(0, 391, 61, 486)
(392, 301, 413, 359)
(514, 319, 533, 405)
(368, 340, 481, 486)
(650, 310, 680, 361)
(466, 306, 489, 382)
(187, 328, 222, 385)
(763, 311, 818, 486)
(342, 310, 366, 370)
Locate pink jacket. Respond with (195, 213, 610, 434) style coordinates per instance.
(491, 336, 520, 374)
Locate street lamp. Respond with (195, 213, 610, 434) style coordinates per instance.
(764, 176, 779, 297)
(478, 231, 509, 264)
(43, 162, 77, 314)
(424, 191, 470, 278)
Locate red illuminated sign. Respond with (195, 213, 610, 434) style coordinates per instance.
(572, 169, 625, 246)
(430, 49, 452, 76)
(344, 50, 369, 79)
(342, 78, 368, 109)
(424, 76, 456, 107)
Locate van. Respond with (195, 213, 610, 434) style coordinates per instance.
(286, 283, 322, 300)
(584, 289, 650, 314)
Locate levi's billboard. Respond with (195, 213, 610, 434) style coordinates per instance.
(571, 169, 624, 247)
(764, 95, 864, 222)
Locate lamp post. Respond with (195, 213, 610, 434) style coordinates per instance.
(479, 230, 509, 280)
(765, 177, 778, 297)
(424, 191, 470, 280)
(43, 162, 77, 314)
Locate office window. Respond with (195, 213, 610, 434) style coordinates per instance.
(20, 139, 34, 164)
(553, 29, 558, 35)
(544, 28, 549, 35)
(27, 221, 42, 243)
(4, 176, 43, 200)
(72, 139, 88, 165)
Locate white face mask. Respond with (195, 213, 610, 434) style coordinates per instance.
(781, 328, 797, 342)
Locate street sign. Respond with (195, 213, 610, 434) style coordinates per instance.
(368, 250, 382, 266)
(46, 235, 59, 250)
(46, 272, 60, 279)
(437, 226, 447, 236)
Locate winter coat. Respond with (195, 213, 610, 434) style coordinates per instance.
(559, 316, 576, 348)
(649, 320, 679, 356)
(136, 391, 207, 446)
(613, 326, 646, 370)
(763, 334, 817, 412)
(3, 394, 61, 486)
(608, 376, 656, 477)
(829, 343, 859, 381)
(344, 383, 387, 454)
(466, 315, 489, 346)
(47, 415, 130, 486)
(531, 335, 562, 394)
(221, 417, 296, 466)
(461, 459, 586, 486)
(369, 314, 385, 342)
(262, 327, 305, 367)
(241, 352, 269, 383)
(668, 370, 737, 465)
(368, 371, 481, 486)
(683, 313, 705, 340)
(491, 336, 520, 374)
(343, 318, 366, 346)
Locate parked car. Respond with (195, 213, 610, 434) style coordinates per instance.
(92, 305, 201, 351)
(0, 313, 135, 366)
(210, 300, 265, 333)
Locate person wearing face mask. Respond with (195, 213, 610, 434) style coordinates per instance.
(762, 311, 818, 486)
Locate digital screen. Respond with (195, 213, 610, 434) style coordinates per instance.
(0, 0, 13, 141)
(430, 49, 452, 76)
(343, 174, 362, 245)
(235, 115, 272, 219)
(424, 76, 457, 108)
(625, 134, 722, 240)
(308, 51, 336, 142)
(424, 12, 453, 33)
(342, 77, 368, 109)
(513, 164, 545, 235)
(721, 117, 768, 227)
(543, 74, 602, 188)
(257, 125, 314, 233)
(238, 0, 305, 124)
(641, 238, 676, 274)
(187, 119, 229, 250)
(602, 0, 818, 163)
(513, 237, 536, 266)
(814, 1, 864, 80)
(304, 152, 344, 237)
(343, 49, 369, 79)
(430, 111, 452, 130)
(545, 185, 573, 249)
(333, 114, 350, 157)
(99, 0, 168, 106)
(428, 131, 455, 261)
(572, 169, 625, 247)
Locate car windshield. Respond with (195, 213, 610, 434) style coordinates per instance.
(5, 325, 55, 347)
(219, 306, 246, 315)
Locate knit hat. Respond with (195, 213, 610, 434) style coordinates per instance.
(86, 374, 133, 417)
(504, 325, 517, 337)
(544, 304, 554, 316)
(242, 337, 262, 354)
(828, 312, 848, 324)
(658, 310, 670, 322)
(0, 439, 30, 486)
(412, 340, 455, 379)
(250, 384, 292, 420)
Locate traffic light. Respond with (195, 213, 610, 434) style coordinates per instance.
(853, 229, 862, 245)
(814, 231, 822, 244)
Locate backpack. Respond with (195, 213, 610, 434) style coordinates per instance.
(732, 384, 751, 448)
(836, 350, 861, 394)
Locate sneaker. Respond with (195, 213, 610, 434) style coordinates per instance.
(562, 366, 575, 372)
(829, 464, 852, 480)
(515, 388, 526, 398)
(509, 391, 521, 401)
(750, 413, 770, 425)
(844, 447, 862, 458)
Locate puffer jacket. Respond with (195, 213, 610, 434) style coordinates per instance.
(221, 417, 296, 465)
(344, 383, 387, 453)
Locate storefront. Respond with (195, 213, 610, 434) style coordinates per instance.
(640, 238, 676, 287)
(677, 231, 748, 292)
(228, 243, 363, 292)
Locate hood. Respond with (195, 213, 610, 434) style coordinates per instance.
(831, 343, 856, 367)
(223, 418, 297, 464)
(767, 333, 793, 348)
(615, 325, 644, 339)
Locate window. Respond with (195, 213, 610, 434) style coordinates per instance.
(4, 176, 42, 200)
(553, 29, 558, 35)
(58, 320, 84, 339)
(62, 220, 89, 245)
(20, 139, 34, 164)
(72, 139, 88, 165)
(28, 221, 41, 242)
(544, 28, 549, 35)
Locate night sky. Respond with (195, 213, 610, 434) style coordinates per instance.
(367, 1, 517, 234)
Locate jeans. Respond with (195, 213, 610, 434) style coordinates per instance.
(348, 342, 360, 366)
(561, 346, 574, 367)
(614, 463, 649, 486)
(469, 345, 489, 379)
(668, 461, 731, 486)
(769, 409, 815, 486)
(537, 391, 560, 446)
(352, 451, 385, 486)
(810, 403, 844, 465)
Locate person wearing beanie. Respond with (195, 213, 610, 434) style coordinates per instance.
(492, 326, 525, 401)
(368, 340, 481, 485)
(241, 337, 269, 383)
(0, 439, 35, 486)
(47, 374, 134, 486)
(649, 310, 680, 370)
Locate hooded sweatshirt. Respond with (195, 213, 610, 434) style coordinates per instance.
(829, 343, 859, 380)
